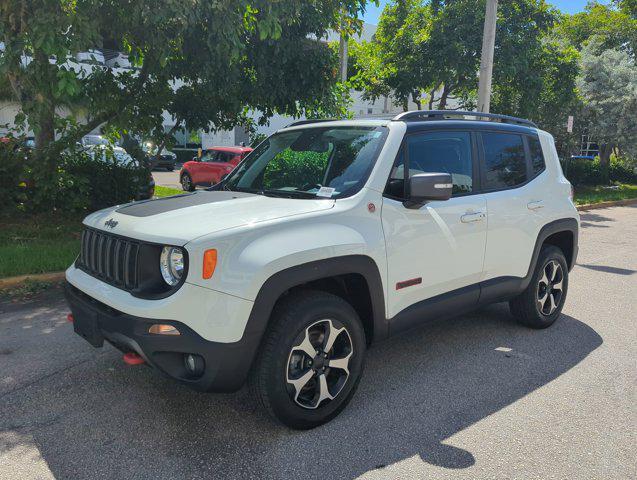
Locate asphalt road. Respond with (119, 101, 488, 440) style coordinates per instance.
(1, 205, 635, 479)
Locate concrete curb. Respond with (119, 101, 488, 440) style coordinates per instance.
(0, 198, 635, 291)
(576, 197, 637, 211)
(0, 271, 66, 291)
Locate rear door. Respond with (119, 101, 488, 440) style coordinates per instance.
(382, 130, 488, 319)
(478, 131, 546, 281)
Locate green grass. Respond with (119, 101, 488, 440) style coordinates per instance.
(0, 213, 83, 278)
(154, 185, 183, 197)
(0, 185, 183, 279)
(574, 183, 637, 206)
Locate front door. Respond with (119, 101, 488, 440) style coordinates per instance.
(382, 130, 488, 319)
(191, 150, 218, 184)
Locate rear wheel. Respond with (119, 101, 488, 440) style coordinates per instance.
(180, 172, 195, 191)
(509, 245, 569, 328)
(250, 290, 366, 429)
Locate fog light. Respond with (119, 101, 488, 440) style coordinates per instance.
(184, 353, 205, 377)
(149, 324, 180, 335)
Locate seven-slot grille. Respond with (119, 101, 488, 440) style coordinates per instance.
(77, 228, 140, 290)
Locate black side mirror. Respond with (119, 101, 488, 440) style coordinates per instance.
(404, 173, 453, 208)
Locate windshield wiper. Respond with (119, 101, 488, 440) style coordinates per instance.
(262, 190, 320, 199)
(219, 185, 264, 195)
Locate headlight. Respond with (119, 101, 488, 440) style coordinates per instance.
(160, 246, 184, 286)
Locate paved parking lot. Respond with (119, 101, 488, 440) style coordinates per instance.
(152, 168, 182, 190)
(0, 205, 635, 479)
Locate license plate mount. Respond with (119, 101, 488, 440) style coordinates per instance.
(72, 306, 104, 348)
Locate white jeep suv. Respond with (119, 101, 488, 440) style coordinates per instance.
(65, 111, 579, 429)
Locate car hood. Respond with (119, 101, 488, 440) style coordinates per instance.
(83, 190, 335, 245)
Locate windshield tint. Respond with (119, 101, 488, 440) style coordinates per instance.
(222, 126, 387, 199)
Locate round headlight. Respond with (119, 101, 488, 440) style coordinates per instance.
(160, 246, 184, 286)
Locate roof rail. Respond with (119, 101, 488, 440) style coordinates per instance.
(285, 119, 338, 128)
(392, 110, 537, 128)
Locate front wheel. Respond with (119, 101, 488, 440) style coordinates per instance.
(250, 290, 366, 429)
(180, 172, 195, 191)
(509, 245, 569, 328)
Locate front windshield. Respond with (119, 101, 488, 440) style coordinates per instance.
(221, 126, 387, 199)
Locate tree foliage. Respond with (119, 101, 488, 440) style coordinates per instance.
(350, 0, 574, 118)
(349, 0, 432, 109)
(0, 0, 369, 165)
(556, 1, 637, 56)
(577, 40, 637, 178)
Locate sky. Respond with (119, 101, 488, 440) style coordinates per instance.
(361, 1, 611, 25)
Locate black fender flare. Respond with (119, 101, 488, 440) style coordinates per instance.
(228, 255, 387, 388)
(521, 217, 579, 289)
(244, 254, 387, 342)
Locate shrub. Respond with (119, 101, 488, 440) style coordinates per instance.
(562, 155, 637, 186)
(63, 147, 151, 211)
(609, 155, 637, 184)
(2, 142, 151, 214)
(0, 139, 28, 207)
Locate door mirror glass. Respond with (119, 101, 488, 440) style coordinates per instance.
(405, 173, 453, 208)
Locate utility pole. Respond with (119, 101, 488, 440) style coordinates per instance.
(338, 11, 348, 83)
(477, 0, 498, 113)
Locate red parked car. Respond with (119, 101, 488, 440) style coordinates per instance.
(179, 146, 252, 191)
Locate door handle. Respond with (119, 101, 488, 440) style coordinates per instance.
(461, 212, 485, 223)
(527, 200, 544, 211)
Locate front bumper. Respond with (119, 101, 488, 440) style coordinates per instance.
(65, 282, 260, 392)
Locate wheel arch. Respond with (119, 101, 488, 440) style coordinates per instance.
(244, 255, 387, 350)
(522, 217, 578, 291)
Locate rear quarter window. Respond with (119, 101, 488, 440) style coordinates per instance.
(528, 136, 546, 175)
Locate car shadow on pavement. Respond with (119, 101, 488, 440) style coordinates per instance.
(576, 264, 636, 276)
(0, 303, 602, 479)
(579, 211, 615, 229)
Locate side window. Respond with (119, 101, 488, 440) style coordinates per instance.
(407, 131, 473, 195)
(528, 136, 545, 175)
(218, 152, 234, 163)
(202, 151, 218, 162)
(481, 132, 527, 190)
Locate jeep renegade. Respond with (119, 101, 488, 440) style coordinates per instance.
(65, 111, 579, 429)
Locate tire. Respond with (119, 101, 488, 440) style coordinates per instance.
(509, 245, 569, 329)
(180, 172, 195, 191)
(249, 290, 366, 429)
(167, 166, 175, 172)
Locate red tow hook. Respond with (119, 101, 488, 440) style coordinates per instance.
(67, 313, 74, 323)
(123, 352, 145, 366)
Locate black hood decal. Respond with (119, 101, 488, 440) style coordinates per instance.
(116, 191, 255, 217)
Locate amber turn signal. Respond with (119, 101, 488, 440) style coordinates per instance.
(148, 324, 180, 335)
(202, 249, 217, 279)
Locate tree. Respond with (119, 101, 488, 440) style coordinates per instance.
(577, 40, 637, 181)
(350, 0, 566, 114)
(0, 0, 369, 173)
(556, 1, 637, 57)
(349, 0, 432, 110)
